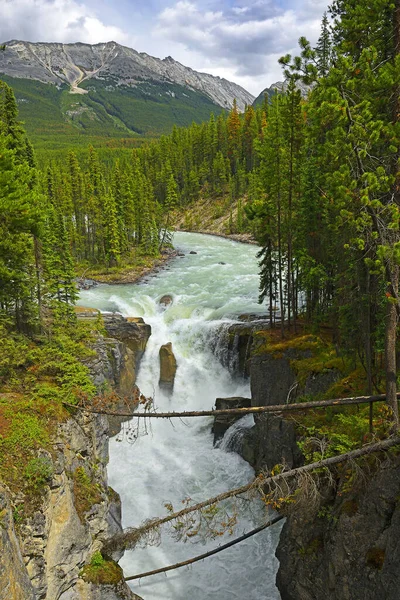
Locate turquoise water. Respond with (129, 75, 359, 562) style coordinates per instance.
(79, 232, 281, 600)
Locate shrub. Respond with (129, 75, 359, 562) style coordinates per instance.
(24, 456, 53, 491)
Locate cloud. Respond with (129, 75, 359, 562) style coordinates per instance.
(0, 0, 130, 45)
(154, 0, 328, 93)
(0, 0, 330, 96)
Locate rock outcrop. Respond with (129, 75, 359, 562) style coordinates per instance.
(159, 294, 173, 308)
(244, 339, 340, 472)
(253, 80, 312, 106)
(77, 310, 151, 435)
(213, 321, 268, 378)
(212, 397, 251, 444)
(276, 455, 400, 600)
(159, 342, 177, 392)
(0, 40, 254, 111)
(20, 412, 124, 600)
(0, 486, 36, 600)
(0, 312, 149, 600)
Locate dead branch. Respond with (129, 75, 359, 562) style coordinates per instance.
(63, 392, 400, 419)
(102, 436, 400, 555)
(124, 515, 284, 582)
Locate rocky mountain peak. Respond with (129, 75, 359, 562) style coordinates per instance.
(0, 40, 254, 110)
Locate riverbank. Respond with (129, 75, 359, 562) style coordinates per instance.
(172, 196, 256, 243)
(77, 227, 257, 288)
(76, 247, 180, 286)
(176, 228, 257, 245)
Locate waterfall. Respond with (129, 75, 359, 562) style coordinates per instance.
(218, 414, 255, 454)
(79, 232, 282, 600)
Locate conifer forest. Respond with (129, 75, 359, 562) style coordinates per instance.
(1, 1, 400, 598)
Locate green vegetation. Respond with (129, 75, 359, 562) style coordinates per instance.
(0, 319, 98, 499)
(80, 551, 123, 585)
(253, 328, 393, 462)
(73, 466, 103, 521)
(0, 0, 399, 538)
(0, 74, 224, 153)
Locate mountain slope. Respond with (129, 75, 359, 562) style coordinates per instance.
(253, 80, 311, 106)
(1, 40, 254, 110)
(0, 40, 254, 150)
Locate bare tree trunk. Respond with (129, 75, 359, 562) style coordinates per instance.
(385, 263, 399, 426)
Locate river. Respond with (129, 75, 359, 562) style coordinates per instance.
(78, 231, 282, 600)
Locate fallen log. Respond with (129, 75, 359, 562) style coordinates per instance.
(63, 392, 400, 419)
(124, 515, 284, 582)
(102, 436, 400, 555)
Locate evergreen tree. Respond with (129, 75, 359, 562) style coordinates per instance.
(316, 12, 332, 76)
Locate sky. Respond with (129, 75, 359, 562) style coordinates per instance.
(0, 0, 330, 96)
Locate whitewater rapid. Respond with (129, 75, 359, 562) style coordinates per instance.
(78, 232, 282, 600)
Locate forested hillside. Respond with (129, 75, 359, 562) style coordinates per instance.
(1, 0, 399, 469)
(0, 40, 254, 151)
(1, 1, 400, 597)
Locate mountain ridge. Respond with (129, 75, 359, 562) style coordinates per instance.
(0, 40, 254, 111)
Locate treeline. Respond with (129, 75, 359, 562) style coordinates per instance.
(1, 0, 399, 420)
(0, 81, 77, 333)
(40, 100, 268, 267)
(253, 0, 400, 422)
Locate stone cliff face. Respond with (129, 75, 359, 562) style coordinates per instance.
(253, 80, 312, 106)
(0, 40, 254, 111)
(0, 486, 36, 600)
(19, 411, 127, 600)
(222, 327, 400, 600)
(277, 455, 400, 600)
(0, 313, 149, 600)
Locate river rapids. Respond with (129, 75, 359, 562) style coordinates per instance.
(78, 232, 282, 600)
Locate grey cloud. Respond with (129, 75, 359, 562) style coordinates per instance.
(0, 0, 129, 45)
(155, 1, 323, 78)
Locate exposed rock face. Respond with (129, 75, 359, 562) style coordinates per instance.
(77, 310, 151, 435)
(20, 413, 124, 600)
(102, 313, 151, 372)
(253, 80, 312, 106)
(59, 579, 142, 600)
(0, 40, 254, 110)
(250, 352, 298, 407)
(250, 341, 341, 408)
(212, 397, 251, 444)
(0, 313, 149, 600)
(0, 486, 36, 600)
(159, 342, 177, 392)
(214, 321, 268, 378)
(276, 455, 400, 600)
(240, 414, 304, 472)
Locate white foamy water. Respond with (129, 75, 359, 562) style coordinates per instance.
(79, 232, 282, 600)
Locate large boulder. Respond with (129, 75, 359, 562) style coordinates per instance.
(159, 343, 177, 392)
(212, 397, 251, 444)
(159, 295, 173, 308)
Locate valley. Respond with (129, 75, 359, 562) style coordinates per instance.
(1, 2, 400, 599)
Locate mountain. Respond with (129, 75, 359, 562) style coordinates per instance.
(253, 80, 311, 106)
(0, 40, 254, 149)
